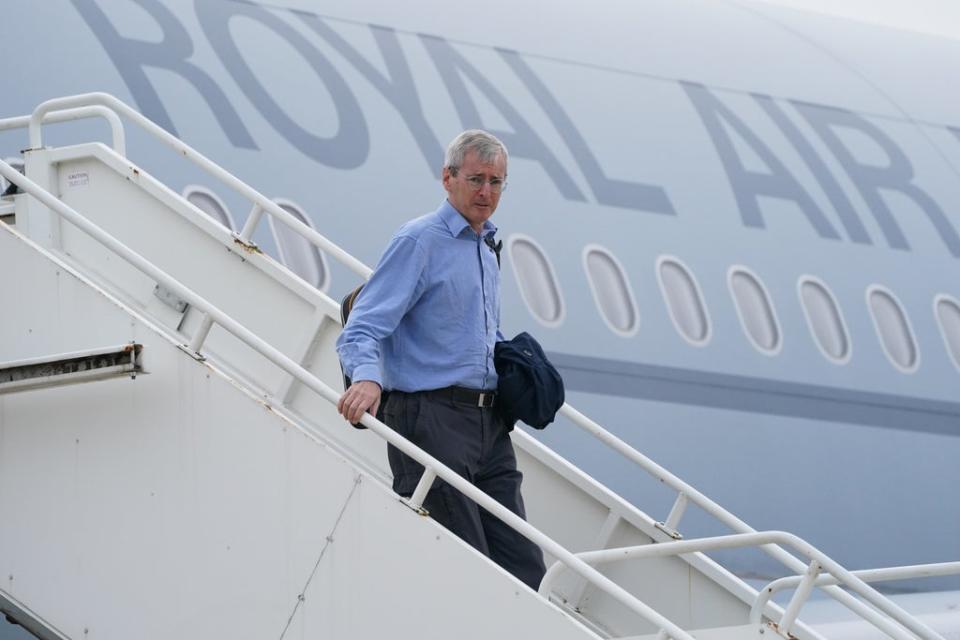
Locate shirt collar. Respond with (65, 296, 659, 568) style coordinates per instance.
(438, 199, 498, 239)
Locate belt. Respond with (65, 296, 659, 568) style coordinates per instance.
(434, 385, 496, 408)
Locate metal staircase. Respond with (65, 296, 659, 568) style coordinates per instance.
(0, 94, 956, 640)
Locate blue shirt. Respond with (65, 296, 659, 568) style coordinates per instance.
(336, 199, 503, 392)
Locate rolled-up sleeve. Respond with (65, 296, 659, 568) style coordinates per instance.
(336, 234, 426, 387)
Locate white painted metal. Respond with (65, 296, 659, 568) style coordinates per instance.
(0, 100, 928, 635)
(0, 230, 602, 639)
(556, 403, 932, 634)
(0, 158, 696, 640)
(0, 151, 898, 640)
(627, 624, 767, 640)
(408, 467, 437, 512)
(3, 126, 777, 636)
(2, 94, 951, 640)
(657, 492, 688, 539)
(26, 93, 370, 279)
(0, 105, 126, 155)
(751, 563, 960, 625)
(565, 510, 624, 609)
(507, 427, 768, 636)
(780, 561, 823, 637)
(238, 204, 264, 244)
(0, 162, 893, 640)
(540, 532, 944, 640)
(0, 142, 787, 636)
(188, 313, 215, 354)
(0, 141, 818, 636)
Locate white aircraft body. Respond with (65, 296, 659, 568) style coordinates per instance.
(2, 0, 959, 637)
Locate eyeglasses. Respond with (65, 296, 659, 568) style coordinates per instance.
(462, 174, 507, 193)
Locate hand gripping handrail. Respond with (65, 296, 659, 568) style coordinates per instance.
(8, 95, 951, 640)
(539, 532, 945, 640)
(11, 94, 823, 574)
(0, 106, 126, 155)
(0, 159, 696, 640)
(26, 92, 371, 280)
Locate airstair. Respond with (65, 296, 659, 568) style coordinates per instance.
(0, 94, 956, 640)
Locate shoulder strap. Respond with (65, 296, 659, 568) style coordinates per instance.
(340, 283, 365, 327)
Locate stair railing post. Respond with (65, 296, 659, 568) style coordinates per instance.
(777, 560, 821, 637)
(408, 467, 437, 513)
(656, 492, 688, 539)
(189, 314, 215, 355)
(237, 204, 264, 244)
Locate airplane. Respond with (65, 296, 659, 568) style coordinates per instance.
(1, 0, 959, 637)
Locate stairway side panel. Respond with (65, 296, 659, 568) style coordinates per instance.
(0, 228, 598, 640)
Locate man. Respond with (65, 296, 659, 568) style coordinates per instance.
(336, 130, 546, 590)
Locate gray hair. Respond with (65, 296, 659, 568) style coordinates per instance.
(443, 130, 508, 175)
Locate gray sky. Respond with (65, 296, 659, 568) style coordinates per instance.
(755, 0, 960, 40)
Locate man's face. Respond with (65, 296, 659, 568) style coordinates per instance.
(442, 149, 507, 233)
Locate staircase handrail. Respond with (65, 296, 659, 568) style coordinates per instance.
(0, 105, 126, 155)
(749, 561, 960, 626)
(0, 158, 696, 640)
(7, 94, 951, 640)
(554, 404, 950, 640)
(24, 92, 371, 280)
(539, 531, 946, 640)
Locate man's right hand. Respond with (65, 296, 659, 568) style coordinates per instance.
(337, 380, 382, 425)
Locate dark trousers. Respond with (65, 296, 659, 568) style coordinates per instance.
(382, 389, 546, 591)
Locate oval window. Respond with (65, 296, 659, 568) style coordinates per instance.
(798, 278, 850, 363)
(509, 236, 564, 326)
(269, 199, 330, 291)
(935, 296, 960, 370)
(657, 257, 710, 345)
(584, 246, 639, 335)
(729, 268, 781, 354)
(183, 185, 235, 231)
(867, 287, 918, 372)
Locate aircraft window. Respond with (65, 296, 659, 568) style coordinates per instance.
(583, 246, 639, 336)
(934, 295, 960, 370)
(798, 277, 851, 363)
(183, 185, 236, 231)
(268, 199, 330, 292)
(656, 256, 711, 346)
(728, 267, 781, 354)
(508, 235, 564, 327)
(867, 286, 919, 373)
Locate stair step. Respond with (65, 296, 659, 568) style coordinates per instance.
(624, 623, 766, 640)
